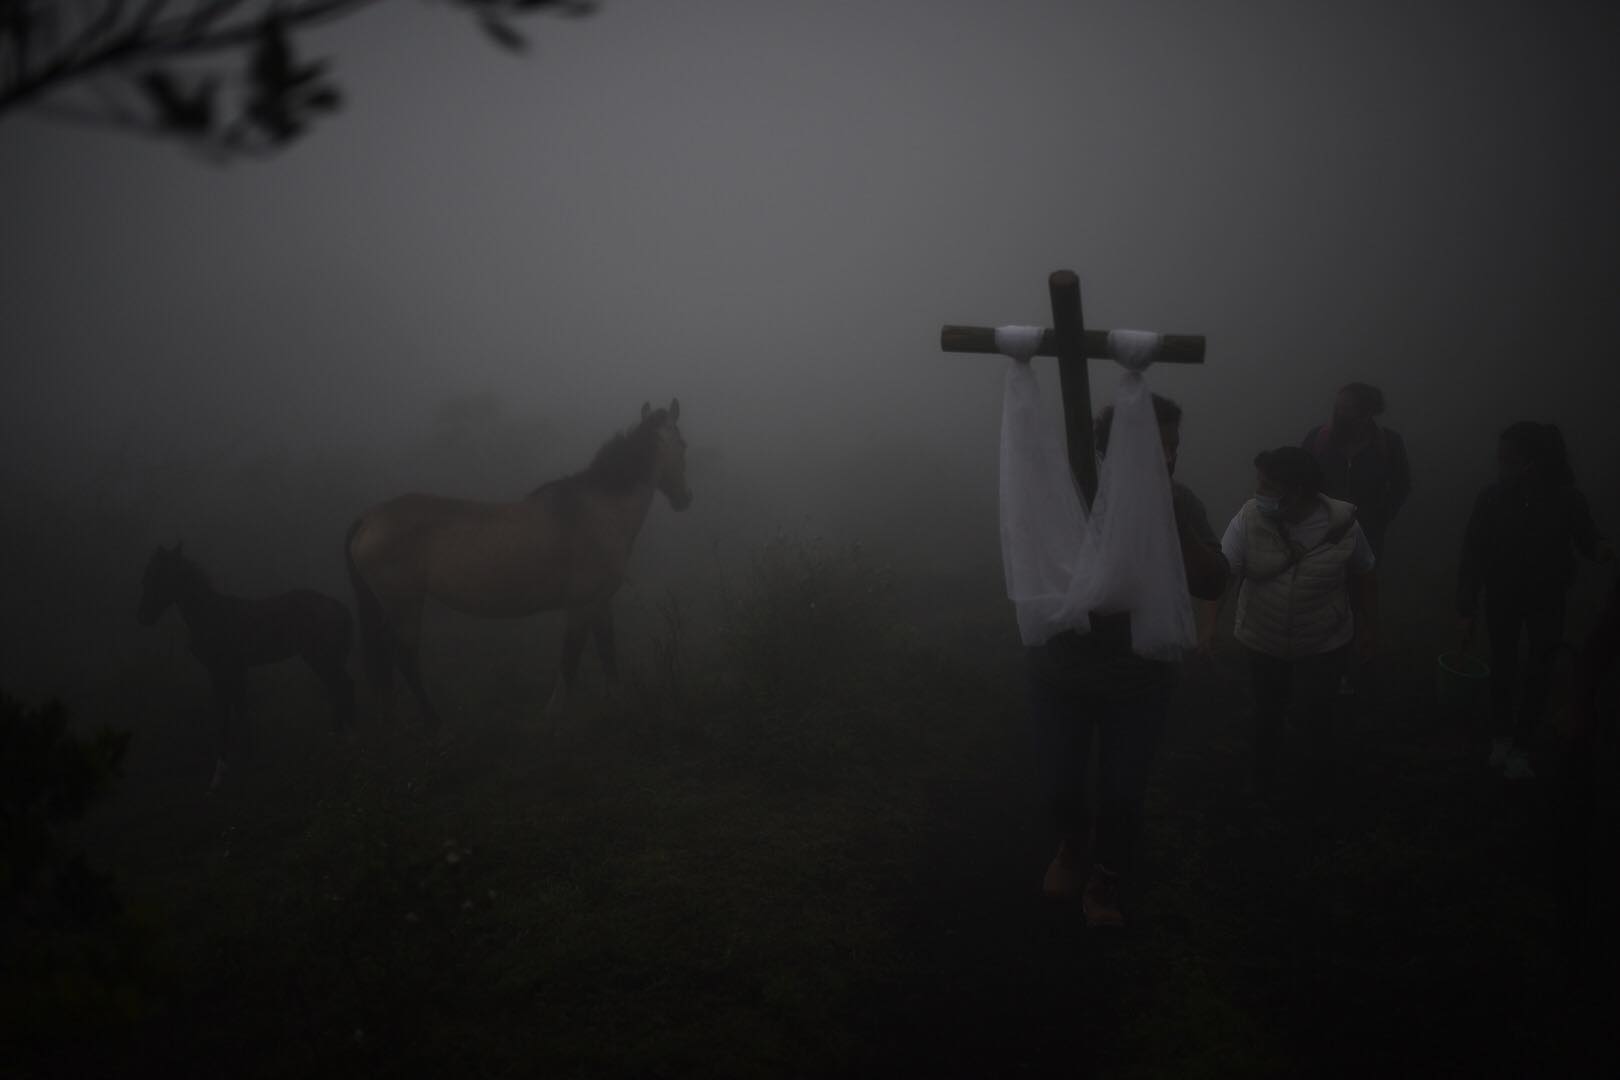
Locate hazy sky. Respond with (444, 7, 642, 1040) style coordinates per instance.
(3, 0, 1617, 570)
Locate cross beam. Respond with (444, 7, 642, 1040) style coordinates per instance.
(941, 269, 1206, 504)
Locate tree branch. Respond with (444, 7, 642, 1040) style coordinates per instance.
(128, 0, 375, 59)
(185, 0, 254, 35)
(127, 0, 174, 42)
(3, 0, 127, 109)
(0, 0, 377, 114)
(65, 0, 125, 65)
(1, 0, 598, 150)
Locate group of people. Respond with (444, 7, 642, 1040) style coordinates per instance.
(1033, 381, 1613, 930)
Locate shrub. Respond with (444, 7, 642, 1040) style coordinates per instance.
(716, 535, 897, 710)
(0, 691, 149, 1052)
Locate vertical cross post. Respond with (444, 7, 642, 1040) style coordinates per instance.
(1048, 270, 1097, 506)
(940, 272, 1205, 507)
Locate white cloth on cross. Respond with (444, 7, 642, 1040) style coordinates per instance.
(997, 328, 1195, 659)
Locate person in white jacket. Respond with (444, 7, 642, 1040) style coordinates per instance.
(1219, 446, 1378, 806)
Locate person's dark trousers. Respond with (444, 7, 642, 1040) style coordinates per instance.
(1246, 645, 1347, 805)
(1485, 587, 1567, 746)
(1028, 631, 1173, 878)
(1345, 526, 1387, 700)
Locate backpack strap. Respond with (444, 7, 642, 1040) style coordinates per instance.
(1273, 522, 1311, 573)
(1278, 502, 1357, 571)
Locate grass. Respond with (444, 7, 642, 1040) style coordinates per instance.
(6, 536, 1617, 1078)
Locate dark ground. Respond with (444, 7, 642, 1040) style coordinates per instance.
(856, 638, 1620, 1079)
(6, 551, 1619, 1079)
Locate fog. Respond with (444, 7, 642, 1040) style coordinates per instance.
(4, 1, 1619, 1072)
(6, 2, 1618, 588)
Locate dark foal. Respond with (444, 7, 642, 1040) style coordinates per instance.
(138, 543, 355, 790)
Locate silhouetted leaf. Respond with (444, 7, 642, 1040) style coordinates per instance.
(1, 0, 602, 159)
(520, 0, 598, 12)
(246, 95, 303, 143)
(306, 86, 343, 112)
(480, 15, 528, 52)
(137, 70, 215, 134)
(252, 15, 327, 95)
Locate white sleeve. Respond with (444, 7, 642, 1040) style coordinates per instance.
(1220, 513, 1246, 576)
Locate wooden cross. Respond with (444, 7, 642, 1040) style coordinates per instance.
(941, 269, 1206, 505)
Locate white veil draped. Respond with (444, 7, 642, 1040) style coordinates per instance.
(997, 328, 1195, 660)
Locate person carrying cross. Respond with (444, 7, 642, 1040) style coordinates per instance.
(942, 271, 1218, 929)
(1032, 393, 1229, 926)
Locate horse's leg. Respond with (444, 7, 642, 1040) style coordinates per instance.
(332, 665, 357, 731)
(328, 602, 357, 731)
(372, 655, 399, 728)
(348, 525, 396, 722)
(307, 649, 356, 733)
(546, 607, 591, 719)
(592, 602, 619, 685)
(388, 603, 442, 734)
(232, 666, 256, 759)
(208, 666, 241, 792)
(591, 601, 624, 710)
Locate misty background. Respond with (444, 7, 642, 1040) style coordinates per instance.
(3, 0, 1617, 696)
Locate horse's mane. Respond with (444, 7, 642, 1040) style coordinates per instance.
(530, 410, 668, 503)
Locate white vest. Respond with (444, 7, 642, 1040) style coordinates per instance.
(1234, 496, 1359, 659)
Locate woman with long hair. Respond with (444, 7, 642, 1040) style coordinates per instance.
(1458, 422, 1614, 779)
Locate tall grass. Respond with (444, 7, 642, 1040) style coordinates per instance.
(8, 530, 1012, 1078)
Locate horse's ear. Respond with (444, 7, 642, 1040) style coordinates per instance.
(669, 397, 680, 422)
(641, 402, 651, 421)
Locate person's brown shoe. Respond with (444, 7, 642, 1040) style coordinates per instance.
(1041, 840, 1088, 898)
(1082, 864, 1125, 928)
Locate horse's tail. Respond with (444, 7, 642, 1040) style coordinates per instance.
(345, 516, 393, 695)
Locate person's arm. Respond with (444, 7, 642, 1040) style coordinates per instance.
(1346, 522, 1379, 660)
(1195, 511, 1247, 647)
(1568, 585, 1620, 741)
(1173, 486, 1230, 602)
(1218, 511, 1246, 580)
(1194, 598, 1220, 654)
(1386, 431, 1412, 522)
(1180, 516, 1229, 601)
(1568, 488, 1612, 563)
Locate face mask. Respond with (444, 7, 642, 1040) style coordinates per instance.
(1255, 494, 1284, 517)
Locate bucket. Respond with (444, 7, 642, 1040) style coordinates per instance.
(1436, 650, 1490, 712)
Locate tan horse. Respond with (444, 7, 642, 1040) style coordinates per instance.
(345, 400, 692, 729)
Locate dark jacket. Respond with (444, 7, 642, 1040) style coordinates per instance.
(1302, 424, 1411, 555)
(1573, 578, 1620, 723)
(1456, 480, 1602, 616)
